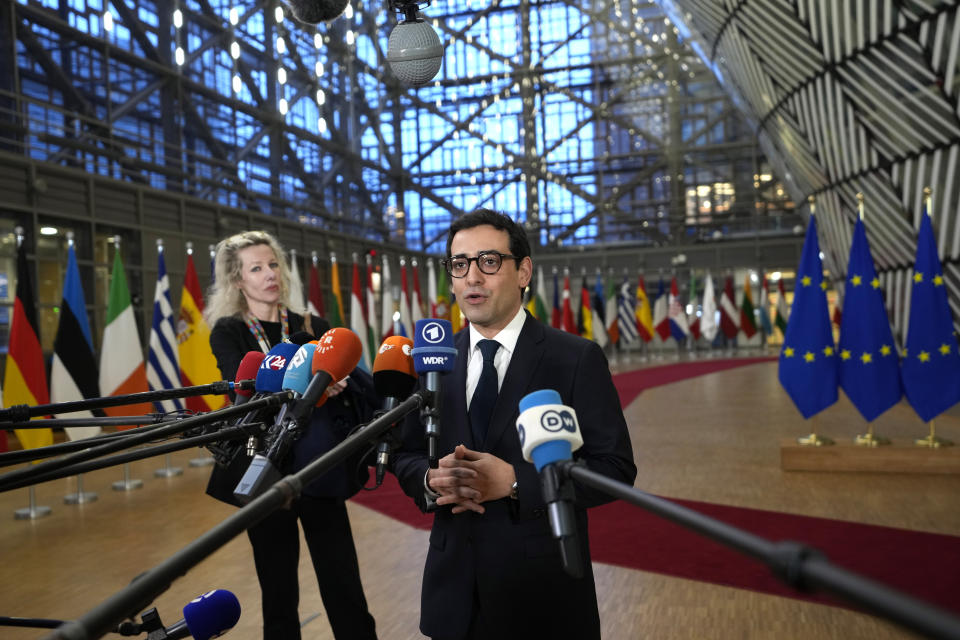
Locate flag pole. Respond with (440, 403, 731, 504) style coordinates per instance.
(913, 188, 955, 448)
(11, 227, 53, 520)
(851, 194, 890, 447)
(62, 231, 100, 505)
(916, 419, 953, 448)
(797, 414, 834, 446)
(115, 236, 159, 492)
(156, 241, 188, 477)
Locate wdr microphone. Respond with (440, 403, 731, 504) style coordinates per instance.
(412, 319, 456, 467)
(372, 336, 418, 485)
(516, 389, 584, 578)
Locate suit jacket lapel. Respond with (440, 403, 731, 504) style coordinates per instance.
(445, 329, 472, 449)
(482, 314, 545, 452)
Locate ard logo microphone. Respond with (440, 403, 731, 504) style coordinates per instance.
(413, 318, 456, 466)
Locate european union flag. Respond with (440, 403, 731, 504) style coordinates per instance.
(778, 216, 838, 418)
(838, 218, 902, 421)
(901, 208, 960, 421)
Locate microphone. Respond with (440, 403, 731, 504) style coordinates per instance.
(233, 341, 314, 503)
(412, 319, 456, 467)
(280, 0, 348, 24)
(203, 351, 267, 467)
(234, 329, 362, 503)
(287, 331, 315, 346)
(387, 0, 444, 86)
(233, 351, 266, 407)
(120, 589, 241, 639)
(372, 336, 418, 485)
(515, 389, 585, 578)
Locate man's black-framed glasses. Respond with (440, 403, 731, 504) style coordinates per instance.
(443, 251, 520, 278)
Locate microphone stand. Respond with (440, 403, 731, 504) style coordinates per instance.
(0, 424, 170, 467)
(554, 460, 960, 640)
(2, 426, 257, 489)
(0, 395, 288, 493)
(41, 391, 426, 640)
(0, 380, 252, 422)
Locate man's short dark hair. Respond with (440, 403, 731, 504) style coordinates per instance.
(446, 209, 531, 260)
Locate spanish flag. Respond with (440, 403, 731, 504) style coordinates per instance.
(329, 254, 345, 328)
(4, 241, 52, 450)
(178, 253, 227, 412)
(635, 275, 654, 342)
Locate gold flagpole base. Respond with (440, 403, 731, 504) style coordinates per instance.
(915, 435, 954, 448)
(855, 433, 891, 447)
(797, 433, 834, 446)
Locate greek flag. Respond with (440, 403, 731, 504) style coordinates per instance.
(146, 246, 184, 414)
(617, 279, 638, 344)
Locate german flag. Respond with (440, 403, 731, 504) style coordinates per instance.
(3, 241, 52, 451)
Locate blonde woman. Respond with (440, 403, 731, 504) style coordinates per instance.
(205, 230, 378, 640)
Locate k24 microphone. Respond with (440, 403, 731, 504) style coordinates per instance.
(372, 335, 418, 485)
(412, 319, 456, 467)
(516, 389, 585, 578)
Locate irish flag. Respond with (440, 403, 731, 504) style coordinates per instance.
(100, 249, 152, 426)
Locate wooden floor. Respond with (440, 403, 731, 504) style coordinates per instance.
(2, 355, 959, 639)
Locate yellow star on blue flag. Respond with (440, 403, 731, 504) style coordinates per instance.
(838, 217, 902, 421)
(778, 216, 837, 418)
(902, 205, 960, 421)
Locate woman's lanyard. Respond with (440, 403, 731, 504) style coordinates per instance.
(244, 305, 289, 354)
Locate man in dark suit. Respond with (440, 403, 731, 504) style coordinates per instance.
(393, 209, 637, 640)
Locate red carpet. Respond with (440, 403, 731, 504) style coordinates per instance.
(611, 356, 776, 407)
(351, 358, 960, 615)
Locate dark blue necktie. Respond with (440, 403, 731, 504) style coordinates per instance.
(469, 339, 501, 446)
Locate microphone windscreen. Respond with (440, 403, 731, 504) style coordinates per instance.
(282, 343, 317, 394)
(412, 318, 457, 375)
(373, 336, 417, 398)
(255, 342, 300, 393)
(288, 331, 315, 346)
(281, 0, 348, 24)
(515, 389, 584, 471)
(235, 352, 266, 399)
(311, 327, 363, 380)
(183, 589, 242, 640)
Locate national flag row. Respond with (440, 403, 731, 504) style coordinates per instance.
(520, 267, 794, 348)
(2, 237, 224, 453)
(778, 192, 960, 424)
(286, 253, 464, 372)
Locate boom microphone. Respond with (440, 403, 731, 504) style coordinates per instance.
(280, 0, 349, 24)
(412, 318, 456, 467)
(515, 389, 585, 578)
(387, 0, 444, 86)
(372, 336, 418, 485)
